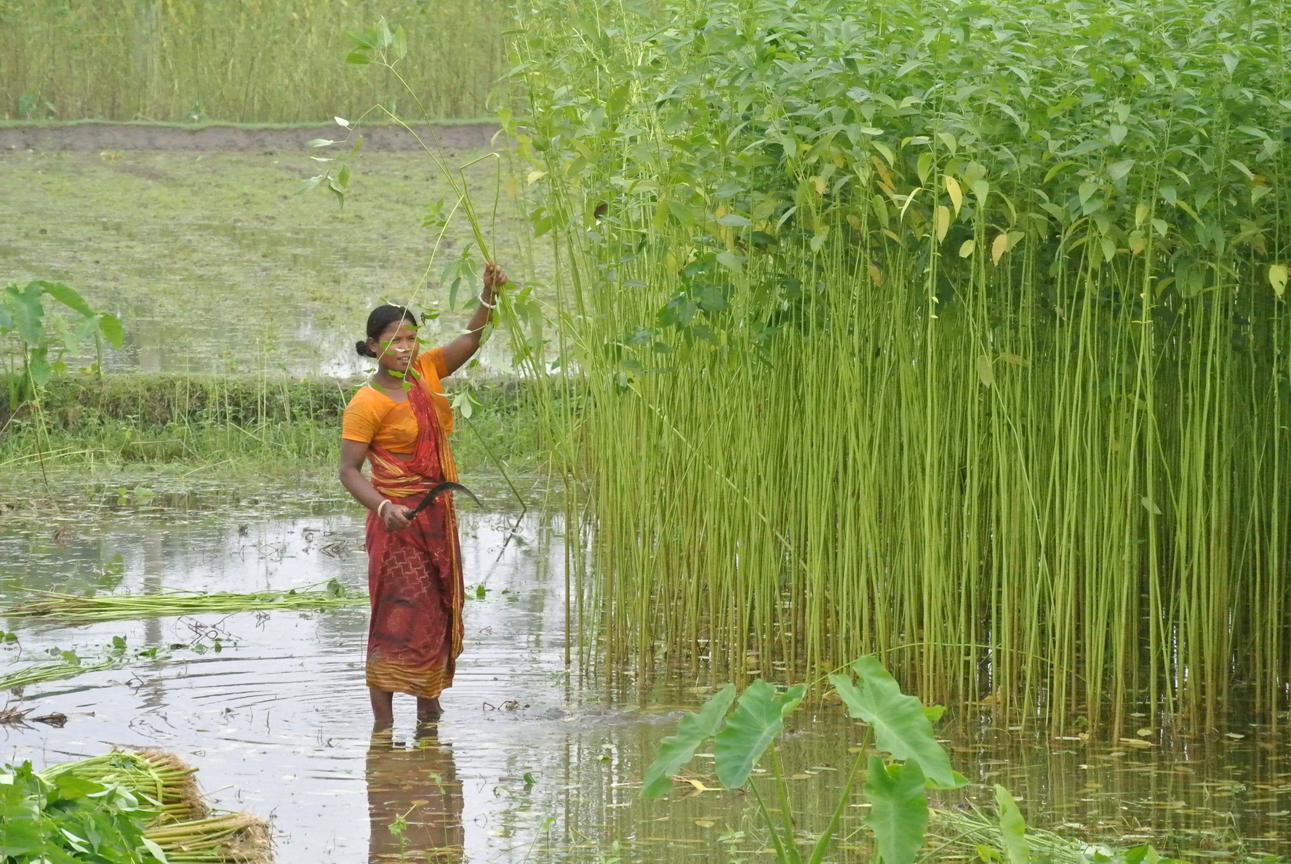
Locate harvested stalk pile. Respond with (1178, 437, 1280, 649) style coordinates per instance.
(2, 748, 272, 863)
(2, 580, 363, 623)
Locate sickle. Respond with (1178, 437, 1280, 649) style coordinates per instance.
(405, 481, 482, 519)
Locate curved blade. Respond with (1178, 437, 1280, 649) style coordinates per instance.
(407, 481, 482, 519)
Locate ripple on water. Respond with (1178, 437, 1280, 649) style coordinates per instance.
(5, 510, 1291, 863)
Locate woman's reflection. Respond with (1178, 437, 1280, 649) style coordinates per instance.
(367, 724, 463, 863)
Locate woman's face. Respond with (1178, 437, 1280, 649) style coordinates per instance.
(369, 322, 419, 377)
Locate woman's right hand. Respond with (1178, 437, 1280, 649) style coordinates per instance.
(380, 501, 412, 532)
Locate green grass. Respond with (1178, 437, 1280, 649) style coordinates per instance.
(2, 584, 365, 622)
(0, 148, 548, 377)
(0, 0, 506, 122)
(0, 118, 500, 130)
(0, 373, 547, 513)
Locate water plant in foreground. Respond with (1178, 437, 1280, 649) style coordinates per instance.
(1, 280, 122, 412)
(644, 656, 1198, 864)
(0, 658, 119, 693)
(1, 580, 362, 623)
(642, 656, 966, 864)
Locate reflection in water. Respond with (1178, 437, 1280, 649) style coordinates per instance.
(13, 509, 1291, 861)
(367, 726, 463, 864)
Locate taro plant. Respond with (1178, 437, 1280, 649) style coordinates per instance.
(641, 656, 966, 864)
(0, 280, 123, 412)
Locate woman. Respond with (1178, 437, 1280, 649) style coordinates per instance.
(340, 262, 507, 727)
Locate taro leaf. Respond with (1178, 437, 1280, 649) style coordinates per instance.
(98, 313, 124, 349)
(836, 657, 961, 788)
(864, 756, 928, 864)
(5, 282, 45, 345)
(995, 784, 1029, 864)
(37, 281, 94, 318)
(1123, 845, 1163, 864)
(714, 680, 806, 789)
(640, 683, 735, 797)
(27, 347, 51, 388)
(68, 313, 100, 349)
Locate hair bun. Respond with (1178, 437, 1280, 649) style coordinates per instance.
(355, 340, 375, 358)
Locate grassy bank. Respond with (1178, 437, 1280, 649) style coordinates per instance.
(0, 0, 506, 122)
(0, 373, 543, 502)
(0, 148, 545, 377)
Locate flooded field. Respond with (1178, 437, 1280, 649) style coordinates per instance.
(3, 500, 1291, 863)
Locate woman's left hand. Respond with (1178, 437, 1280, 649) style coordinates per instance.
(482, 261, 509, 303)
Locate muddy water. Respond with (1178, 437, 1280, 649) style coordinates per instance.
(3, 508, 1291, 863)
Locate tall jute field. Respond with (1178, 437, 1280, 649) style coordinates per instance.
(0, 0, 505, 121)
(508, 0, 1291, 729)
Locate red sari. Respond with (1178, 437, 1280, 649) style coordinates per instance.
(364, 377, 464, 699)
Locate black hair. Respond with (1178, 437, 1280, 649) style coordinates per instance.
(356, 305, 419, 358)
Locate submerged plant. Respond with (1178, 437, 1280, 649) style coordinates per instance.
(642, 656, 966, 864)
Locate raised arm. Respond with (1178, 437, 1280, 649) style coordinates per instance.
(440, 261, 509, 377)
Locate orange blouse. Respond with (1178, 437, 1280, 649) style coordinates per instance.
(342, 348, 455, 454)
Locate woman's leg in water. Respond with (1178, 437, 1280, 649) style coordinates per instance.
(372, 689, 441, 725)
(417, 696, 442, 721)
(370, 687, 394, 728)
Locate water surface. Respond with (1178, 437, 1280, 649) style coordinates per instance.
(2, 506, 1290, 863)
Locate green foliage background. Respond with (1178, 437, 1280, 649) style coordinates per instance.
(513, 0, 1291, 728)
(0, 0, 506, 122)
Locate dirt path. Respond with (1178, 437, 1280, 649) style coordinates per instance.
(0, 121, 502, 152)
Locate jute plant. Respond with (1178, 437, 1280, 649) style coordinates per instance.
(509, 0, 1291, 730)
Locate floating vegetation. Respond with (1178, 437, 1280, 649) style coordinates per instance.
(928, 805, 1091, 864)
(3, 749, 272, 863)
(511, 0, 1291, 727)
(925, 805, 1205, 864)
(0, 658, 119, 692)
(2, 581, 364, 623)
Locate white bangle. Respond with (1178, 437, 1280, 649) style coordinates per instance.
(377, 500, 391, 519)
